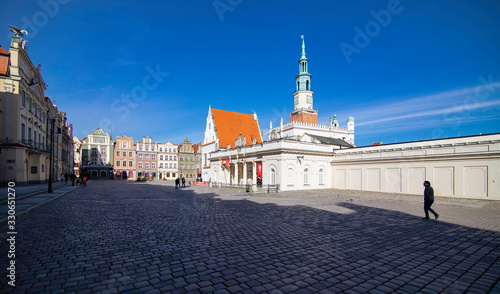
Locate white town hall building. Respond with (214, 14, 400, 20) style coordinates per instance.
(201, 37, 500, 200)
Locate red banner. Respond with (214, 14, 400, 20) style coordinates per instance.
(225, 158, 229, 167)
(257, 163, 262, 178)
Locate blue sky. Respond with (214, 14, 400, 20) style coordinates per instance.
(2, 0, 500, 146)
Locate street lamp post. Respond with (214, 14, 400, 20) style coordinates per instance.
(48, 117, 55, 193)
(48, 115, 61, 193)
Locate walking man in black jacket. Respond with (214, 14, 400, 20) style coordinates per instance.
(424, 181, 439, 220)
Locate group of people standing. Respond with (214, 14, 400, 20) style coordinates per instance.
(61, 173, 78, 186)
(175, 176, 186, 189)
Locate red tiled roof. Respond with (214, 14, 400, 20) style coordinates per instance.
(212, 108, 262, 149)
(192, 144, 199, 153)
(0, 45, 10, 76)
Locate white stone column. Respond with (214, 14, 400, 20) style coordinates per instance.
(252, 161, 257, 191)
(234, 162, 239, 185)
(243, 162, 247, 185)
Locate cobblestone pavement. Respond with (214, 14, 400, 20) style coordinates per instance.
(1, 180, 499, 293)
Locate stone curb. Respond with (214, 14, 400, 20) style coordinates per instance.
(0, 186, 80, 227)
(0, 184, 70, 205)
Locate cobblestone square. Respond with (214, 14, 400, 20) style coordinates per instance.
(1, 181, 499, 293)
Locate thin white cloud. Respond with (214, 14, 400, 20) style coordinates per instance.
(355, 82, 500, 127)
(358, 99, 500, 126)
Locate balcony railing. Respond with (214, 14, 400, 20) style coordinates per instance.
(1, 139, 51, 153)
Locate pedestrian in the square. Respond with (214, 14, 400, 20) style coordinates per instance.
(71, 173, 76, 186)
(175, 177, 179, 189)
(82, 176, 87, 187)
(423, 181, 439, 220)
(64, 173, 69, 184)
(182, 177, 186, 188)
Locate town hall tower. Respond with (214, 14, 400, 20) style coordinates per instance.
(290, 35, 318, 124)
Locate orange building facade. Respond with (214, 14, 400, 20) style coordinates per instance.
(114, 135, 135, 179)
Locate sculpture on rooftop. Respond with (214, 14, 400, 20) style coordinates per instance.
(9, 25, 28, 37)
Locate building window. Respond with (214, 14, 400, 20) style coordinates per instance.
(145, 154, 150, 160)
(169, 148, 172, 152)
(145, 162, 149, 169)
(169, 156, 172, 160)
(319, 169, 324, 184)
(304, 169, 309, 185)
(138, 162, 143, 169)
(92, 148, 97, 154)
(94, 139, 98, 143)
(152, 162, 156, 169)
(169, 163, 172, 168)
(123, 160, 126, 167)
(160, 163, 163, 168)
(21, 91, 26, 107)
(152, 154, 156, 160)
(191, 157, 194, 162)
(174, 156, 177, 160)
(160, 147, 163, 151)
(34, 103, 37, 117)
(129, 161, 133, 167)
(160, 155, 163, 160)
(138, 154, 143, 160)
(100, 139, 103, 143)
(123, 143, 127, 148)
(101, 147, 106, 154)
(116, 161, 120, 167)
(92, 158, 97, 164)
(270, 169, 276, 185)
(101, 158, 106, 165)
(174, 163, 177, 168)
(180, 156, 184, 161)
(28, 97, 32, 111)
(129, 152, 132, 157)
(181, 164, 184, 169)
(117, 151, 120, 156)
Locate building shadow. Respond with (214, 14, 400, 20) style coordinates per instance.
(1, 181, 499, 293)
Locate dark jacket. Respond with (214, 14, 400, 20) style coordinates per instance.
(424, 186, 434, 202)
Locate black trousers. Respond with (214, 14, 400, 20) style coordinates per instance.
(424, 200, 437, 219)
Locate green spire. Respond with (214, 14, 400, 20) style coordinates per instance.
(296, 35, 312, 92)
(300, 35, 308, 62)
